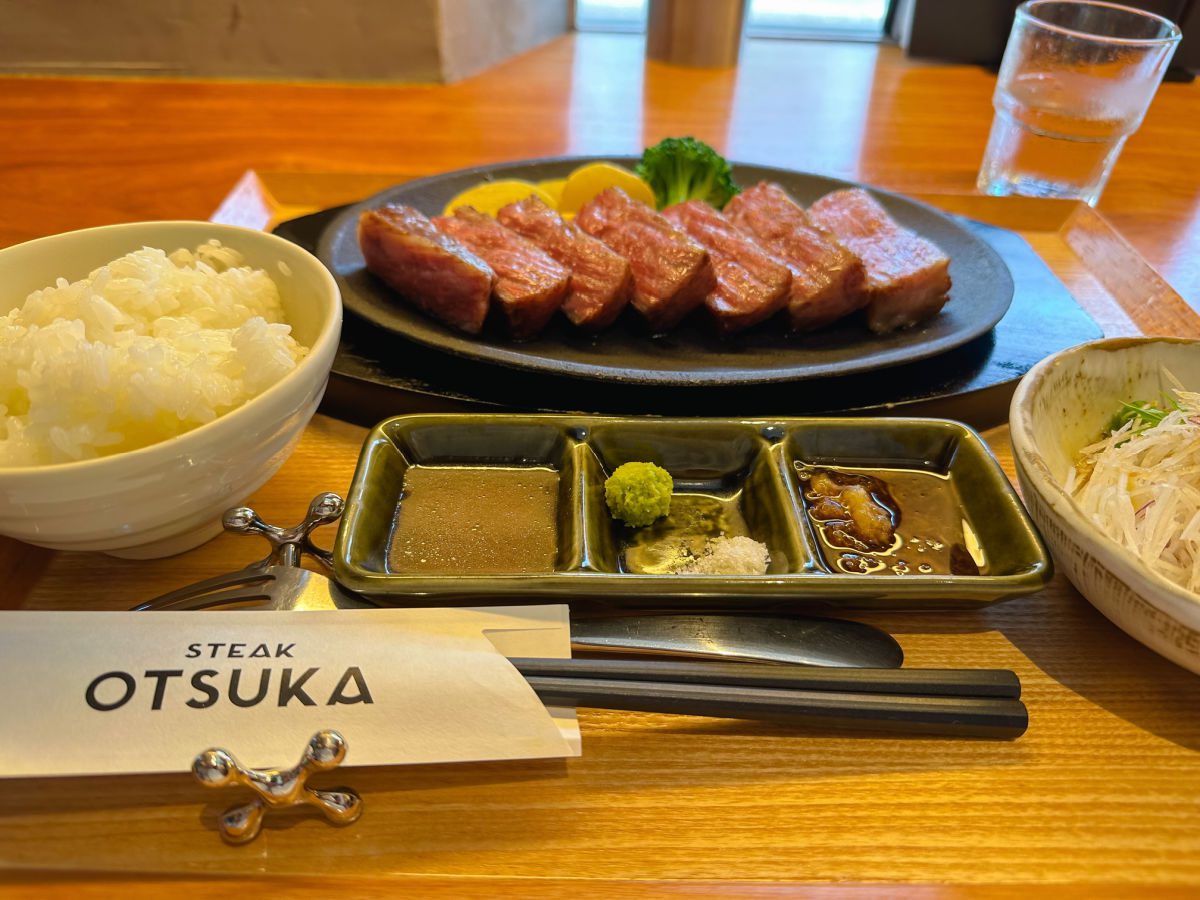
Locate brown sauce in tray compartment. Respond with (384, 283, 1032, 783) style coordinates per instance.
(621, 493, 752, 574)
(796, 464, 985, 576)
(388, 465, 559, 574)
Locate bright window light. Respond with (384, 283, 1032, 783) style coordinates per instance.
(575, 0, 648, 32)
(574, 0, 890, 39)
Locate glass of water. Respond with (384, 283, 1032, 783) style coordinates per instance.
(978, 0, 1180, 205)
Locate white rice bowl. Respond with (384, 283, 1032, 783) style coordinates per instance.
(0, 241, 308, 466)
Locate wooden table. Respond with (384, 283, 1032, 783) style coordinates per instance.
(2, 33, 1200, 897)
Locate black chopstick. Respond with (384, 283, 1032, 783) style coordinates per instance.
(509, 657, 1021, 700)
(527, 676, 1028, 740)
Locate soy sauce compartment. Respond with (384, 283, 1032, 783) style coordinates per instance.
(581, 422, 807, 576)
(782, 419, 1039, 580)
(796, 464, 986, 577)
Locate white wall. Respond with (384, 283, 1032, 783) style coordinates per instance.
(0, 0, 568, 82)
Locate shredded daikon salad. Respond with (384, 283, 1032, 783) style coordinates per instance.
(1067, 386, 1200, 594)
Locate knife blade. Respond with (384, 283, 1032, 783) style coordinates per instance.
(570, 614, 903, 669)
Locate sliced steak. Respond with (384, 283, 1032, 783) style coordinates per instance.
(498, 195, 632, 332)
(357, 204, 494, 335)
(808, 188, 951, 334)
(724, 182, 867, 332)
(433, 206, 571, 339)
(575, 187, 715, 331)
(662, 200, 792, 334)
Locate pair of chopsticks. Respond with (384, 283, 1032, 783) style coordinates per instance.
(509, 657, 1027, 740)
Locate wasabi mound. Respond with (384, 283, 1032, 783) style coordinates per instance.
(604, 461, 672, 527)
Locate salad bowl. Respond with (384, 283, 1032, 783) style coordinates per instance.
(1010, 337, 1200, 674)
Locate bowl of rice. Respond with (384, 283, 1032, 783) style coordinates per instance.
(1010, 337, 1200, 675)
(0, 221, 341, 557)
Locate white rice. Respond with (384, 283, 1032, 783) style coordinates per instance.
(0, 241, 308, 466)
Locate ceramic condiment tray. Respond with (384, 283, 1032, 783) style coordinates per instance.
(334, 415, 1052, 610)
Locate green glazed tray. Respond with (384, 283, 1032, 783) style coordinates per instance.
(333, 415, 1052, 610)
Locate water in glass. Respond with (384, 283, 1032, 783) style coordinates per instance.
(981, 71, 1137, 205)
(977, 1, 1180, 206)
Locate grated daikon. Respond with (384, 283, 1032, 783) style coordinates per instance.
(1069, 388, 1200, 594)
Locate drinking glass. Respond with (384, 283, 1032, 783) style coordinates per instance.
(977, 0, 1181, 205)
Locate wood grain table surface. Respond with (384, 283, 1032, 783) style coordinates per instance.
(1, 32, 1199, 898)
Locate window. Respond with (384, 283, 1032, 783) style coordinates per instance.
(574, 0, 891, 40)
(575, 0, 647, 32)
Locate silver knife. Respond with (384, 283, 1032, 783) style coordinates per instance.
(571, 614, 903, 669)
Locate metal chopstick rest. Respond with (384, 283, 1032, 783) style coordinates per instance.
(525, 676, 1029, 740)
(509, 657, 1022, 699)
(193, 730, 362, 844)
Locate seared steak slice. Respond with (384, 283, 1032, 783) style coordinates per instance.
(434, 206, 571, 339)
(662, 200, 792, 334)
(808, 188, 951, 334)
(575, 187, 715, 331)
(725, 182, 866, 332)
(498, 195, 632, 331)
(357, 204, 494, 335)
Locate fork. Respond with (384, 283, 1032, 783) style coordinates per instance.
(131, 492, 372, 612)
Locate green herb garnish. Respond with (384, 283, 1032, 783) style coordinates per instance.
(1107, 399, 1178, 437)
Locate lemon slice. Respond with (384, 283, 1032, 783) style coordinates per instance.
(536, 178, 567, 208)
(441, 180, 556, 217)
(558, 163, 657, 215)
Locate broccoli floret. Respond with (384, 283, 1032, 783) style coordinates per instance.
(604, 462, 673, 528)
(636, 137, 740, 210)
